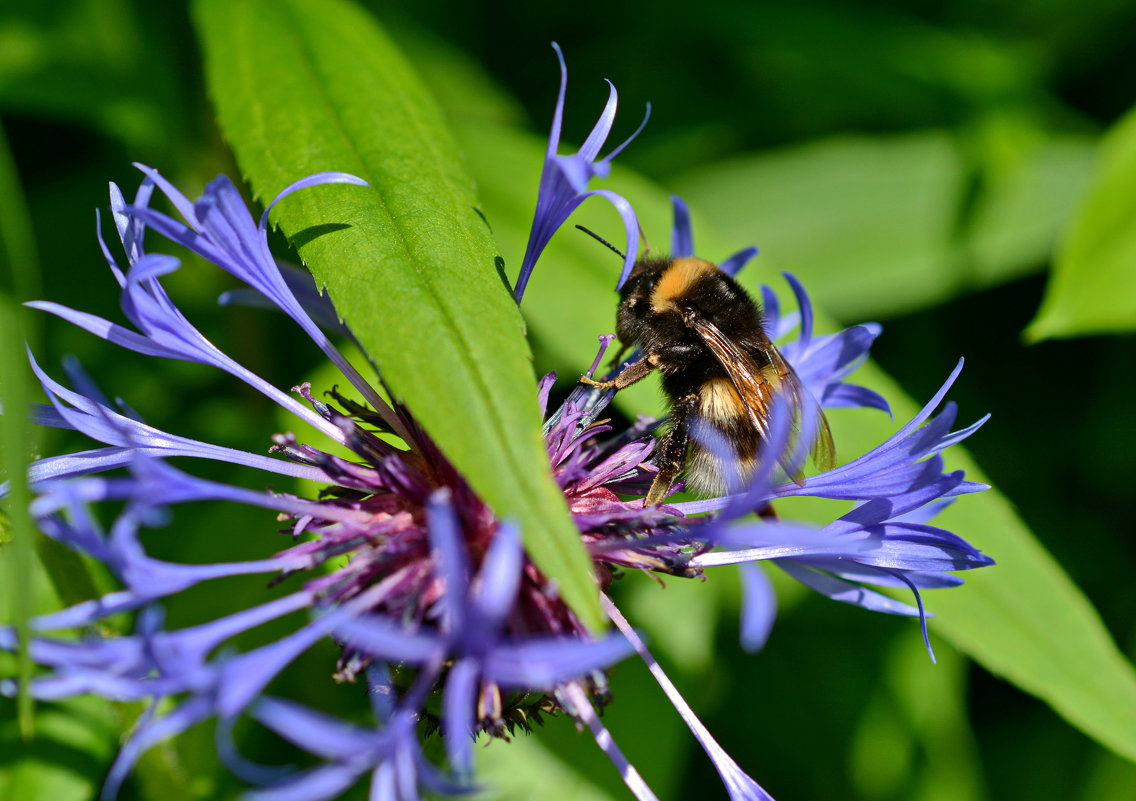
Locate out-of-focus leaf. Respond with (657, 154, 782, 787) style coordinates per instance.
(604, 0, 1056, 175)
(968, 134, 1096, 287)
(833, 361, 1136, 766)
(624, 573, 724, 674)
(671, 131, 1094, 322)
(0, 119, 40, 738)
(848, 682, 916, 797)
(32, 537, 101, 611)
(890, 636, 984, 801)
(193, 0, 602, 629)
(453, 114, 1136, 765)
(1079, 748, 1136, 801)
(0, 0, 178, 157)
(0, 697, 117, 801)
(475, 647, 700, 800)
(850, 636, 984, 800)
(476, 722, 623, 801)
(385, 20, 526, 129)
(672, 132, 962, 322)
(0, 297, 36, 737)
(1027, 106, 1136, 340)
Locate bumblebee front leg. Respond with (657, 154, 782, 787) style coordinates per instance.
(580, 355, 655, 391)
(644, 392, 698, 505)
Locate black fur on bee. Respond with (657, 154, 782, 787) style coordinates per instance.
(584, 256, 833, 505)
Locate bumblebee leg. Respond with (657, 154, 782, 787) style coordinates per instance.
(580, 356, 654, 391)
(645, 392, 698, 505)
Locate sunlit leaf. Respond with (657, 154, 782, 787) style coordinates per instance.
(1027, 106, 1136, 340)
(967, 133, 1096, 288)
(671, 131, 1094, 323)
(193, 0, 601, 628)
(476, 722, 623, 801)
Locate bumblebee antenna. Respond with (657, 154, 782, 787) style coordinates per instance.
(638, 223, 651, 258)
(575, 225, 626, 260)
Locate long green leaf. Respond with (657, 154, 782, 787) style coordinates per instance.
(1027, 106, 1136, 340)
(0, 118, 41, 740)
(192, 0, 601, 628)
(449, 117, 1136, 763)
(0, 297, 35, 739)
(852, 364, 1136, 764)
(671, 131, 1093, 323)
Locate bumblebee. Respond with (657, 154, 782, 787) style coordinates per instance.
(583, 256, 835, 505)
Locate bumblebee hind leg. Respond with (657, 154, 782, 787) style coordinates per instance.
(645, 392, 698, 505)
(580, 356, 654, 391)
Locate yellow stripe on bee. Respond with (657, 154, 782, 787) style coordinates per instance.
(687, 444, 757, 496)
(699, 377, 747, 422)
(650, 257, 718, 312)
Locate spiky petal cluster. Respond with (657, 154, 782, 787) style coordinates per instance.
(513, 43, 647, 300)
(2, 45, 992, 801)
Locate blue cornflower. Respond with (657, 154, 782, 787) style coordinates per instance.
(513, 43, 647, 301)
(2, 46, 993, 801)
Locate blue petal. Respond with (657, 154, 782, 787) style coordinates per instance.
(671, 196, 693, 257)
(822, 383, 891, 414)
(776, 561, 922, 617)
(738, 562, 776, 653)
(484, 635, 634, 688)
(719, 246, 759, 277)
(472, 522, 523, 626)
(258, 172, 368, 233)
(334, 616, 442, 665)
(252, 697, 375, 759)
(244, 764, 363, 801)
(442, 658, 479, 777)
(426, 489, 470, 632)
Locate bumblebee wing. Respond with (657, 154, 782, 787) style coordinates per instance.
(765, 346, 837, 473)
(685, 314, 835, 476)
(683, 314, 777, 433)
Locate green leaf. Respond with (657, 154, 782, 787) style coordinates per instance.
(0, 119, 41, 739)
(0, 297, 36, 738)
(848, 634, 983, 800)
(671, 131, 1094, 323)
(1027, 106, 1136, 340)
(792, 362, 1136, 766)
(192, 0, 601, 628)
(0, 0, 184, 158)
(672, 133, 962, 322)
(33, 536, 101, 611)
(966, 128, 1096, 288)
(0, 696, 117, 801)
(475, 730, 622, 801)
(446, 114, 1136, 763)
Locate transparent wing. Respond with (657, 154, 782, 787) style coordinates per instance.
(765, 343, 836, 473)
(684, 313, 835, 477)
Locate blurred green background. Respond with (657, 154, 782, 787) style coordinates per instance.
(1, 0, 1135, 799)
